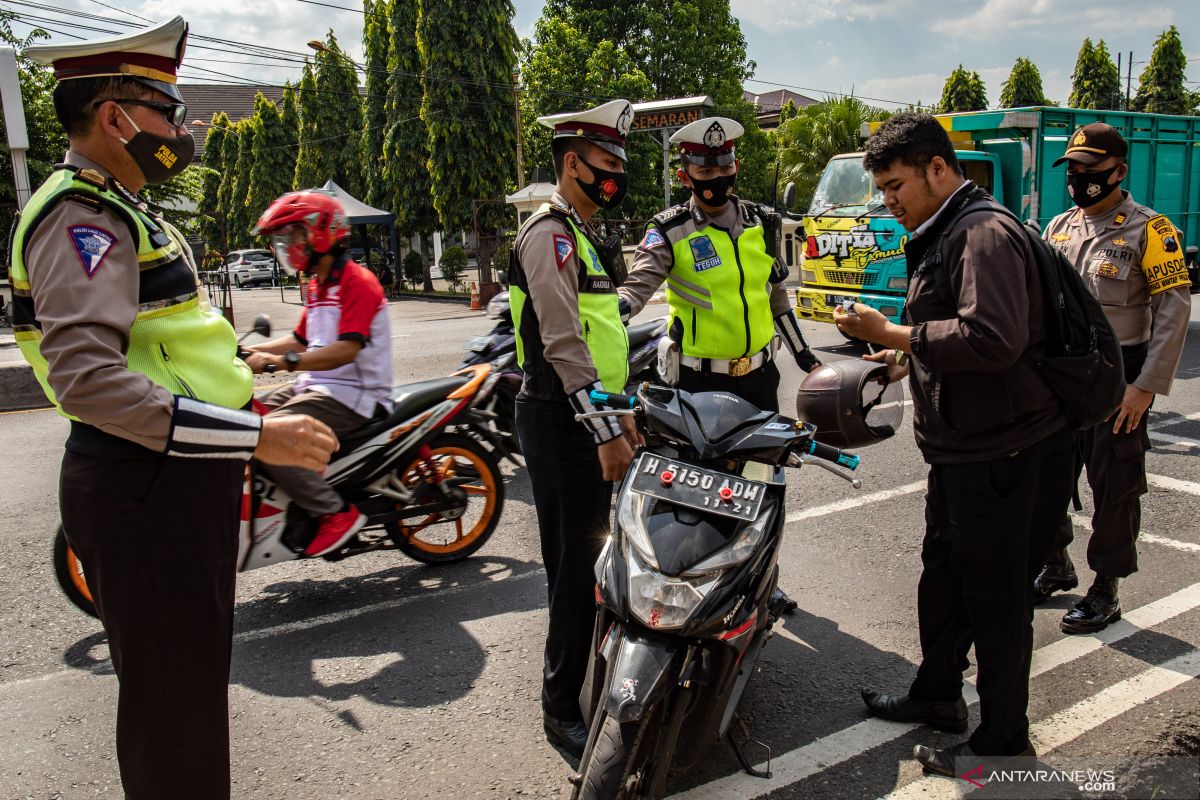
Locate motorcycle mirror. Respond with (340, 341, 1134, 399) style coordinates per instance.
(783, 182, 796, 210)
(253, 313, 272, 338)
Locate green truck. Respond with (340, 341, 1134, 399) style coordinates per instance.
(789, 107, 1200, 330)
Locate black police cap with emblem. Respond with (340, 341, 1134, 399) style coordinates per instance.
(671, 116, 745, 166)
(537, 99, 633, 162)
(1053, 123, 1129, 167)
(26, 16, 189, 104)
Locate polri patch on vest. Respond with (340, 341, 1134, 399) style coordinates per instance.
(689, 235, 722, 272)
(639, 228, 666, 250)
(67, 224, 116, 279)
(553, 234, 574, 270)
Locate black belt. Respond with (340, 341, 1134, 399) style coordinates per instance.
(67, 421, 158, 458)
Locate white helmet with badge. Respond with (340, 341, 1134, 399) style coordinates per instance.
(670, 116, 745, 166)
(537, 98, 633, 162)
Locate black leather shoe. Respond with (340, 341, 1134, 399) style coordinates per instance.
(1033, 552, 1078, 605)
(769, 587, 799, 619)
(543, 712, 587, 758)
(861, 688, 968, 733)
(914, 740, 1036, 777)
(1061, 576, 1120, 634)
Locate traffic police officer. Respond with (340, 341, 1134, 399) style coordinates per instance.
(510, 99, 639, 757)
(1036, 123, 1192, 633)
(19, 18, 335, 798)
(618, 116, 821, 415)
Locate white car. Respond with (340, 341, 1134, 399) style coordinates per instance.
(225, 250, 275, 288)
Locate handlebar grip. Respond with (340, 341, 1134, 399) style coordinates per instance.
(802, 439, 861, 471)
(589, 390, 636, 410)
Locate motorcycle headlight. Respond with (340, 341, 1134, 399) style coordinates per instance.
(626, 543, 721, 630)
(616, 489, 658, 569)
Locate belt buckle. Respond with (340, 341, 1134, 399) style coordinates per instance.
(728, 357, 752, 377)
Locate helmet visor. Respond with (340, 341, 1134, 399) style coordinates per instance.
(271, 225, 308, 276)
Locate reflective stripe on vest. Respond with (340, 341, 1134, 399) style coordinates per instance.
(10, 167, 253, 417)
(667, 220, 775, 359)
(511, 204, 629, 393)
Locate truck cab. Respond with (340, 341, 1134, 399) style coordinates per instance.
(793, 150, 1001, 328)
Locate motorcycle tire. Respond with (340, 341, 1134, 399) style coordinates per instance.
(53, 527, 99, 618)
(575, 709, 658, 800)
(385, 433, 504, 565)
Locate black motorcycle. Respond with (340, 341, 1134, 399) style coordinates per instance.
(461, 291, 667, 459)
(570, 383, 879, 800)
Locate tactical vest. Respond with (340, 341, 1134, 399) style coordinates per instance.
(9, 165, 253, 418)
(660, 203, 775, 359)
(509, 203, 629, 395)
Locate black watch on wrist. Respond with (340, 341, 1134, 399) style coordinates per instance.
(284, 351, 301, 372)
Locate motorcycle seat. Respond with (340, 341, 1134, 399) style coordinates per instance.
(333, 375, 471, 455)
(627, 319, 665, 349)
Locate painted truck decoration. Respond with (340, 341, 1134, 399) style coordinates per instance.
(793, 107, 1200, 331)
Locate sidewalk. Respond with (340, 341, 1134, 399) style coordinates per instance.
(0, 288, 487, 412)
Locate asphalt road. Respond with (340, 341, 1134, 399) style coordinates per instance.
(1, 291, 1198, 799)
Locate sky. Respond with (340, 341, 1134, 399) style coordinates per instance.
(24, 0, 1200, 110)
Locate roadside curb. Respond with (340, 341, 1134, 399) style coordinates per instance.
(0, 361, 51, 411)
(390, 292, 473, 306)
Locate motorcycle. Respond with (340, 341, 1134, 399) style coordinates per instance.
(569, 383, 881, 800)
(54, 316, 510, 618)
(461, 291, 668, 458)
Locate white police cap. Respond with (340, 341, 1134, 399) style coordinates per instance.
(670, 116, 744, 166)
(537, 99, 633, 161)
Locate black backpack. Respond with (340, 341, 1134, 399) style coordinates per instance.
(933, 199, 1125, 430)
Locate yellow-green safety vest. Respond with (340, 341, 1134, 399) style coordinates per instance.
(9, 166, 253, 418)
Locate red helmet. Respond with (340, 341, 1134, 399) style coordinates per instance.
(253, 191, 350, 274)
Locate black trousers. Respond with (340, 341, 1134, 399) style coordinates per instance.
(677, 359, 781, 413)
(60, 451, 243, 800)
(1050, 345, 1151, 578)
(909, 427, 1075, 756)
(516, 396, 614, 721)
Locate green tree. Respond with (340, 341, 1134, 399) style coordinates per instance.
(245, 93, 293, 235)
(401, 249, 424, 288)
(939, 65, 988, 112)
(999, 57, 1050, 107)
(215, 123, 241, 251)
(439, 244, 468, 291)
(280, 83, 300, 188)
(197, 112, 231, 251)
(361, 0, 390, 209)
(226, 119, 257, 248)
(294, 34, 363, 192)
(382, 0, 437, 290)
(1068, 39, 1122, 110)
(778, 99, 800, 125)
(418, 0, 518, 281)
(776, 96, 891, 212)
(1132, 26, 1190, 115)
(0, 12, 68, 257)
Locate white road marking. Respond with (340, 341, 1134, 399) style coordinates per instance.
(1147, 473, 1200, 498)
(881, 648, 1200, 799)
(1068, 513, 1198, 554)
(1149, 431, 1200, 450)
(1148, 411, 1200, 431)
(786, 481, 925, 524)
(670, 583, 1200, 800)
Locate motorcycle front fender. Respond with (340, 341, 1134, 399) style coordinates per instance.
(604, 627, 682, 723)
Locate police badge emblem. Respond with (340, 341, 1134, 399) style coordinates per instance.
(617, 104, 632, 135)
(703, 121, 726, 149)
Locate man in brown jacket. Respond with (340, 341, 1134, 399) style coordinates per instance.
(835, 113, 1075, 776)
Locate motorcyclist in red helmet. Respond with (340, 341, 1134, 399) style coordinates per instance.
(244, 191, 395, 557)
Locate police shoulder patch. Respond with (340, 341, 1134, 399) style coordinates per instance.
(1141, 214, 1189, 295)
(639, 227, 667, 250)
(552, 233, 575, 270)
(67, 224, 117, 279)
(652, 204, 690, 232)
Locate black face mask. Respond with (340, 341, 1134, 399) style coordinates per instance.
(688, 171, 737, 206)
(118, 105, 195, 184)
(1067, 165, 1122, 208)
(575, 156, 628, 210)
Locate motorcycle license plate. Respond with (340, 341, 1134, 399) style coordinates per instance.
(629, 453, 766, 521)
(466, 335, 492, 353)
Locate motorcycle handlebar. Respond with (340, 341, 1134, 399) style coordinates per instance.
(589, 390, 638, 410)
(797, 439, 861, 471)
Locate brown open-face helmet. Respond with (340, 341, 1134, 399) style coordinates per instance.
(795, 358, 905, 448)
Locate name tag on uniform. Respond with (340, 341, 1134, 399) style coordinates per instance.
(690, 236, 722, 272)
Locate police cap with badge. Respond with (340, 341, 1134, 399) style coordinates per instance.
(537, 98, 634, 162)
(671, 116, 745, 166)
(1053, 122, 1128, 167)
(27, 15, 189, 104)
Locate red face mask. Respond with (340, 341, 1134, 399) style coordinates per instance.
(272, 226, 312, 275)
